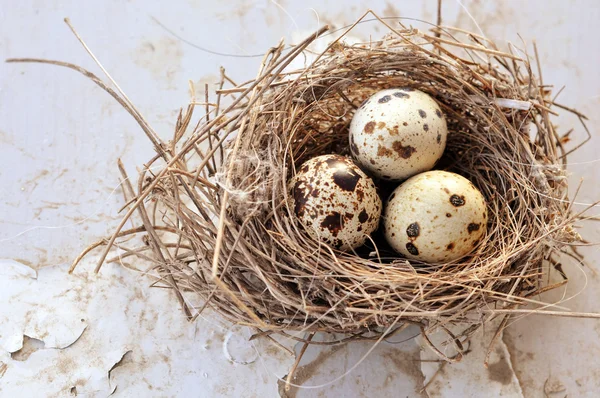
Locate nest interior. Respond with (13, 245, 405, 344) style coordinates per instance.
(65, 17, 588, 360)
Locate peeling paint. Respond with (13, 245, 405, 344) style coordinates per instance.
(10, 336, 45, 361)
(0, 261, 296, 396)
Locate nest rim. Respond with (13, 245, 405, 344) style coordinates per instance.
(191, 21, 582, 344)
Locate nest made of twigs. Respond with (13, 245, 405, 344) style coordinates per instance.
(60, 15, 590, 361)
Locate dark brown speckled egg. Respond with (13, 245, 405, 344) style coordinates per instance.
(383, 171, 488, 263)
(289, 154, 381, 251)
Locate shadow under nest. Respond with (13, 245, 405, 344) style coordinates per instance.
(61, 19, 589, 360)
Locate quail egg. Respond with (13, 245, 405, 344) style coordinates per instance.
(383, 170, 488, 263)
(289, 154, 382, 251)
(349, 88, 448, 181)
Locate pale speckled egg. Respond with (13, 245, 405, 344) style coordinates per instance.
(289, 154, 382, 251)
(349, 88, 448, 181)
(383, 170, 488, 263)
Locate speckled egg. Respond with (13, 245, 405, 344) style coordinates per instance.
(349, 88, 448, 181)
(289, 154, 382, 251)
(383, 171, 488, 263)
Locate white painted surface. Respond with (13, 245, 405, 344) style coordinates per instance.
(1, 1, 599, 397)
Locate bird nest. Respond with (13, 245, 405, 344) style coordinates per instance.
(58, 15, 590, 362)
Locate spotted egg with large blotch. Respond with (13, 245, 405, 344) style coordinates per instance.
(289, 154, 382, 251)
(349, 88, 448, 181)
(383, 170, 488, 263)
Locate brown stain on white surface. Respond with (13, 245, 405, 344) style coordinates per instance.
(134, 37, 183, 89)
(383, 2, 401, 18)
(19, 169, 49, 193)
(194, 74, 221, 98)
(10, 336, 45, 361)
(502, 331, 538, 394)
(277, 340, 427, 398)
(419, 324, 524, 397)
(278, 345, 346, 398)
(486, 347, 513, 386)
(382, 349, 427, 397)
(0, 130, 15, 145)
(214, 0, 255, 20)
